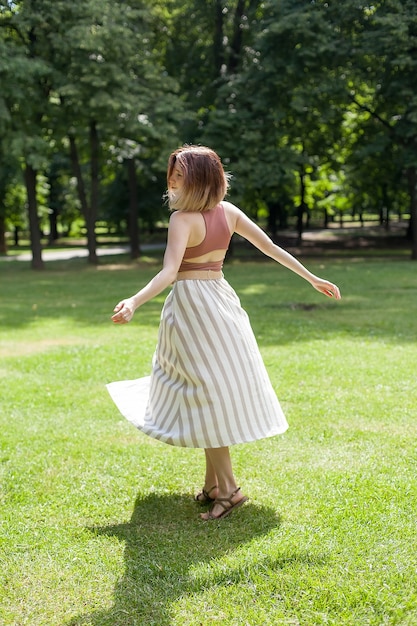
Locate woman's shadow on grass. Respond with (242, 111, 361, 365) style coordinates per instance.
(67, 491, 282, 626)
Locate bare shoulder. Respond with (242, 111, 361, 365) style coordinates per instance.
(222, 201, 253, 222)
(166, 210, 193, 241)
(168, 210, 197, 231)
(170, 210, 202, 224)
(221, 201, 242, 231)
(169, 210, 187, 224)
(221, 200, 240, 216)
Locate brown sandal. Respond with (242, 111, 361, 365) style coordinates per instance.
(194, 485, 218, 504)
(201, 487, 248, 520)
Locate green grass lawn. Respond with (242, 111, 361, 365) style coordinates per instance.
(1, 254, 416, 625)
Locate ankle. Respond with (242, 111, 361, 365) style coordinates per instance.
(217, 485, 239, 499)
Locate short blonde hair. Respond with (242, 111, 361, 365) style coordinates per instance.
(167, 145, 230, 212)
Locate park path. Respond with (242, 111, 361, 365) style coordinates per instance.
(1, 243, 164, 262)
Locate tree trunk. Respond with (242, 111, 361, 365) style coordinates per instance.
(296, 168, 306, 245)
(0, 214, 7, 254)
(126, 158, 140, 259)
(24, 163, 44, 270)
(69, 134, 89, 213)
(88, 120, 99, 265)
(381, 184, 390, 231)
(267, 201, 288, 235)
(267, 201, 279, 238)
(48, 208, 59, 244)
(47, 167, 61, 244)
(408, 166, 417, 260)
(69, 132, 97, 264)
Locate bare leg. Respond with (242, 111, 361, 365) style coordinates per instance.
(195, 450, 219, 502)
(200, 447, 247, 520)
(203, 449, 218, 492)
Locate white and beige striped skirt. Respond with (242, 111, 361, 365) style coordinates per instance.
(107, 277, 288, 448)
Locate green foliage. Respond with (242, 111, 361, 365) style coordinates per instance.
(1, 1, 417, 253)
(0, 0, 183, 245)
(196, 0, 417, 235)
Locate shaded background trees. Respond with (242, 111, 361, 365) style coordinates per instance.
(1, 0, 416, 265)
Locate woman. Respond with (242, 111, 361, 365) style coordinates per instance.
(107, 145, 341, 521)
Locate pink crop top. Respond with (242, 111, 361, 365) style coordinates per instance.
(178, 203, 232, 272)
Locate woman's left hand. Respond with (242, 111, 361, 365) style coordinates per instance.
(111, 298, 136, 324)
(312, 279, 341, 300)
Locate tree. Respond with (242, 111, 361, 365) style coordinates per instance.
(251, 0, 417, 255)
(0, 0, 183, 265)
(0, 0, 56, 268)
(343, 0, 417, 256)
(155, 1, 261, 139)
(50, 0, 178, 263)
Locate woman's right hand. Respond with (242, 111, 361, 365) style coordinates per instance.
(111, 298, 136, 324)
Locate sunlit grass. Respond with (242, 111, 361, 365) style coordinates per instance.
(1, 255, 417, 625)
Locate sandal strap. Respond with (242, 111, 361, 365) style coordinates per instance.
(195, 484, 218, 503)
(203, 485, 218, 499)
(212, 487, 241, 510)
(204, 488, 247, 520)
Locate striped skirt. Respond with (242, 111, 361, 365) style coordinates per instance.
(107, 277, 288, 448)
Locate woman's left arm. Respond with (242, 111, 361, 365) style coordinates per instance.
(112, 212, 190, 324)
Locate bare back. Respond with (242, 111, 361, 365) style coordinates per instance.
(182, 202, 235, 265)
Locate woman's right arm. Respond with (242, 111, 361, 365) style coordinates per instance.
(111, 212, 192, 324)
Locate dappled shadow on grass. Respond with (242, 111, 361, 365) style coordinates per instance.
(66, 492, 282, 626)
(0, 262, 164, 331)
(2, 257, 416, 344)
